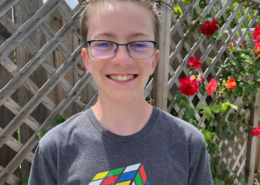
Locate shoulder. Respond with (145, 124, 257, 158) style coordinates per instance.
(153, 107, 205, 145)
(38, 109, 91, 153)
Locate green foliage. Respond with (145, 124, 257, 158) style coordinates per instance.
(211, 103, 228, 114)
(37, 115, 68, 140)
(37, 131, 48, 140)
(183, 0, 195, 5)
(20, 177, 28, 185)
(200, 129, 214, 141)
(196, 105, 214, 120)
(174, 91, 190, 109)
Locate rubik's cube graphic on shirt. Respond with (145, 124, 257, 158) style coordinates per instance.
(89, 163, 149, 185)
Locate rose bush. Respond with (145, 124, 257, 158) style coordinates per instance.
(159, 1, 260, 184)
(174, 19, 260, 185)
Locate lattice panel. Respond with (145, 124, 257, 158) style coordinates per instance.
(0, 0, 99, 184)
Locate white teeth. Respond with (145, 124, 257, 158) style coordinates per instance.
(109, 75, 135, 82)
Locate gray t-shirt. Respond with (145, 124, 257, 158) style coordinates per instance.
(29, 106, 213, 185)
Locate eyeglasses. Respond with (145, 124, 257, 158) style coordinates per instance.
(87, 40, 157, 60)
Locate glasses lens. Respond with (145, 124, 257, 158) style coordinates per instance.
(128, 41, 155, 59)
(90, 41, 116, 59)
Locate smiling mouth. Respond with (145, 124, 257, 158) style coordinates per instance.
(107, 74, 138, 82)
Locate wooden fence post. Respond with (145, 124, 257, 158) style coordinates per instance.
(245, 89, 260, 184)
(155, 0, 171, 111)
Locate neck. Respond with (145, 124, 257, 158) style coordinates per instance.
(92, 96, 153, 136)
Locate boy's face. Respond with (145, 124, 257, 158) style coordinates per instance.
(81, 1, 159, 103)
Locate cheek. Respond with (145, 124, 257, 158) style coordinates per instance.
(140, 62, 154, 76)
(90, 60, 106, 75)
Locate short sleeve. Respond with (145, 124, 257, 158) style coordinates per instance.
(187, 135, 213, 185)
(28, 145, 57, 185)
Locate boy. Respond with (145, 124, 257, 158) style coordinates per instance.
(29, 0, 213, 184)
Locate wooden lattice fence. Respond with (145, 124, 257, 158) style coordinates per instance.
(158, 0, 260, 184)
(0, 0, 260, 184)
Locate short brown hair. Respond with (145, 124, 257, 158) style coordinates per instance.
(80, 0, 160, 47)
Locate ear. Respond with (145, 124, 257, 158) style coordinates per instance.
(150, 50, 159, 75)
(81, 48, 92, 74)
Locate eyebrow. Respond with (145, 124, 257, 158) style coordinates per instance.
(92, 32, 149, 40)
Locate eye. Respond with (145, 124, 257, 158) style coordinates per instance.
(93, 41, 114, 48)
(97, 43, 111, 47)
(131, 43, 148, 48)
(129, 42, 150, 52)
(96, 42, 113, 47)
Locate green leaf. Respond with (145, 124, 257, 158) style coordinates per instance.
(248, 68, 255, 74)
(242, 95, 249, 103)
(182, 106, 196, 125)
(199, 86, 205, 95)
(245, 128, 251, 133)
(255, 70, 260, 78)
(208, 57, 214, 61)
(56, 115, 65, 124)
(242, 117, 248, 125)
(245, 57, 254, 65)
(21, 181, 28, 185)
(200, 129, 214, 141)
(211, 103, 229, 114)
(196, 105, 214, 120)
(228, 113, 236, 121)
(51, 120, 59, 127)
(20, 177, 29, 185)
(217, 180, 225, 185)
(175, 91, 190, 109)
(244, 85, 251, 93)
(184, 106, 195, 118)
(37, 131, 48, 140)
(182, 106, 195, 124)
(224, 102, 238, 110)
(230, 122, 238, 135)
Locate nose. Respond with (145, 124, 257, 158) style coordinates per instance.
(110, 45, 133, 65)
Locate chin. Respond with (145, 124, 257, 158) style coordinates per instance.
(108, 92, 143, 104)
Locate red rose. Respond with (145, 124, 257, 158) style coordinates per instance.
(226, 79, 236, 90)
(200, 19, 219, 36)
(253, 24, 260, 41)
(197, 73, 205, 86)
(206, 78, 218, 95)
(249, 126, 260, 137)
(255, 42, 260, 55)
(187, 57, 202, 69)
(179, 76, 198, 96)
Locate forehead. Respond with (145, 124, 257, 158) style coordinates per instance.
(87, 1, 155, 40)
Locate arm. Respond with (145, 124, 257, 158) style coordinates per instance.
(28, 145, 57, 185)
(187, 135, 213, 185)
